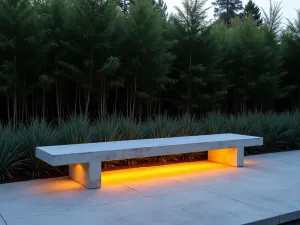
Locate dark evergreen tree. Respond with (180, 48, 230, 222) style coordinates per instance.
(212, 0, 243, 25)
(42, 0, 70, 122)
(58, 0, 121, 118)
(0, 0, 50, 124)
(0, 0, 298, 123)
(152, 0, 168, 16)
(262, 0, 283, 37)
(118, 0, 167, 15)
(215, 17, 289, 111)
(117, 0, 133, 12)
(169, 0, 229, 113)
(119, 0, 174, 117)
(281, 10, 300, 107)
(243, 0, 262, 25)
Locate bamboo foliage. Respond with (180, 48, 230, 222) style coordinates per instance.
(0, 0, 299, 122)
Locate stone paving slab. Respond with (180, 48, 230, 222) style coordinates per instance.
(1, 151, 300, 225)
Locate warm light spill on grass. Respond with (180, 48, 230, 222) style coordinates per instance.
(101, 161, 230, 186)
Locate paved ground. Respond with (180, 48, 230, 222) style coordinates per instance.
(1, 151, 300, 225)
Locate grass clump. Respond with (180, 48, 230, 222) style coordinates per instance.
(0, 125, 25, 181)
(200, 112, 228, 134)
(1, 111, 300, 182)
(176, 114, 201, 136)
(58, 115, 93, 144)
(146, 115, 178, 138)
(17, 119, 58, 178)
(92, 115, 123, 142)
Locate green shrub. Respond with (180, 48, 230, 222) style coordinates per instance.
(176, 114, 201, 136)
(17, 119, 58, 178)
(146, 115, 178, 138)
(120, 117, 144, 140)
(0, 125, 25, 181)
(200, 112, 228, 134)
(258, 112, 300, 150)
(291, 111, 300, 147)
(226, 114, 263, 136)
(92, 115, 122, 142)
(58, 115, 93, 144)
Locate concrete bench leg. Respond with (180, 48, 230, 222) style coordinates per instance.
(69, 162, 101, 189)
(208, 147, 244, 167)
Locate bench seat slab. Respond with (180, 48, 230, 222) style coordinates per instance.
(208, 147, 244, 167)
(69, 162, 101, 189)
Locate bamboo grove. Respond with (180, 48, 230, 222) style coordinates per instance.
(0, 0, 300, 125)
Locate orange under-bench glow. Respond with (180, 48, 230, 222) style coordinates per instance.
(33, 160, 245, 192)
(101, 161, 229, 186)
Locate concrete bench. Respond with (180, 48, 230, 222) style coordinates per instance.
(36, 133, 263, 189)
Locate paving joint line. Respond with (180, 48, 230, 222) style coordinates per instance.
(122, 184, 150, 197)
(0, 214, 7, 225)
(229, 197, 276, 214)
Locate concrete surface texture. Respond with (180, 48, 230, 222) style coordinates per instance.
(36, 134, 263, 188)
(1, 150, 300, 225)
(36, 133, 263, 165)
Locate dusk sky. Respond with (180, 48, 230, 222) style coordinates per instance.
(165, 0, 300, 23)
